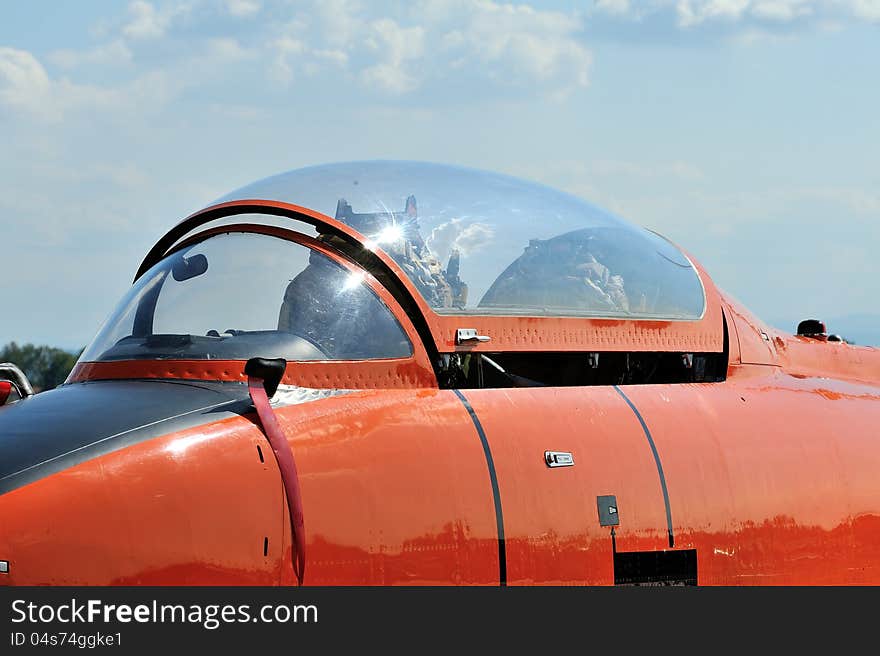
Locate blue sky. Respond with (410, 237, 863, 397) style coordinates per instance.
(1, 0, 878, 349)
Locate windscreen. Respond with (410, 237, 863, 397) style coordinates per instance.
(79, 232, 412, 363)
(218, 161, 705, 320)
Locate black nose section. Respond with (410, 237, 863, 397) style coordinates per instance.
(245, 358, 287, 398)
(0, 380, 251, 495)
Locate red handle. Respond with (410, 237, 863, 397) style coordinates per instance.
(247, 377, 305, 585)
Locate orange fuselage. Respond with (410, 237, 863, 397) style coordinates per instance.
(1, 290, 879, 586)
(2, 171, 878, 587)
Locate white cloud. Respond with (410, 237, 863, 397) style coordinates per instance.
(48, 40, 133, 71)
(226, 0, 261, 17)
(850, 0, 880, 20)
(274, 36, 307, 56)
(269, 36, 307, 84)
(420, 0, 592, 96)
(312, 49, 349, 66)
(267, 0, 593, 95)
(122, 1, 170, 40)
(751, 1, 814, 21)
(361, 19, 425, 94)
(4, 0, 877, 127)
(267, 7, 355, 84)
(0, 48, 51, 115)
(677, 0, 751, 27)
(254, 0, 592, 96)
(427, 219, 495, 265)
(312, 0, 367, 48)
(3, 0, 873, 126)
(596, 0, 880, 29)
(205, 37, 255, 62)
(458, 1, 591, 87)
(293, 51, 347, 78)
(596, 0, 632, 15)
(0, 47, 174, 122)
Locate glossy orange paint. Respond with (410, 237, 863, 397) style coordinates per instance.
(459, 387, 670, 585)
(4, 213, 880, 587)
(0, 391, 502, 586)
(723, 291, 880, 386)
(723, 293, 779, 367)
(270, 390, 501, 585)
(0, 415, 286, 585)
(621, 369, 880, 584)
(8, 349, 879, 586)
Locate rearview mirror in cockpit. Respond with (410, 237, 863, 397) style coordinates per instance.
(171, 253, 209, 282)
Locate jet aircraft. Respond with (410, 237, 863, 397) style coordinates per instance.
(1, 161, 878, 586)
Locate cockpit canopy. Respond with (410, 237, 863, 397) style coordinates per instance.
(219, 161, 706, 320)
(79, 232, 413, 363)
(78, 162, 712, 370)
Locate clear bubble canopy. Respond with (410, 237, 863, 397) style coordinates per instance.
(219, 161, 706, 321)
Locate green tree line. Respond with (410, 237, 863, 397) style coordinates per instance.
(1, 342, 83, 392)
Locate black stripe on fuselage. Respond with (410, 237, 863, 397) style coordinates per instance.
(613, 385, 675, 549)
(453, 389, 507, 587)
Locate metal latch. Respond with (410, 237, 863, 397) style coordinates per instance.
(545, 451, 574, 468)
(456, 328, 490, 345)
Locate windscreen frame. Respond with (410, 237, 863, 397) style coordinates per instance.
(70, 224, 438, 389)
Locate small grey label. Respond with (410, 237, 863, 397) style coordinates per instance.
(597, 495, 620, 527)
(0, 561, 8, 573)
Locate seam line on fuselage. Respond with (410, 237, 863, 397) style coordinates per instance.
(453, 389, 507, 587)
(613, 385, 675, 549)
